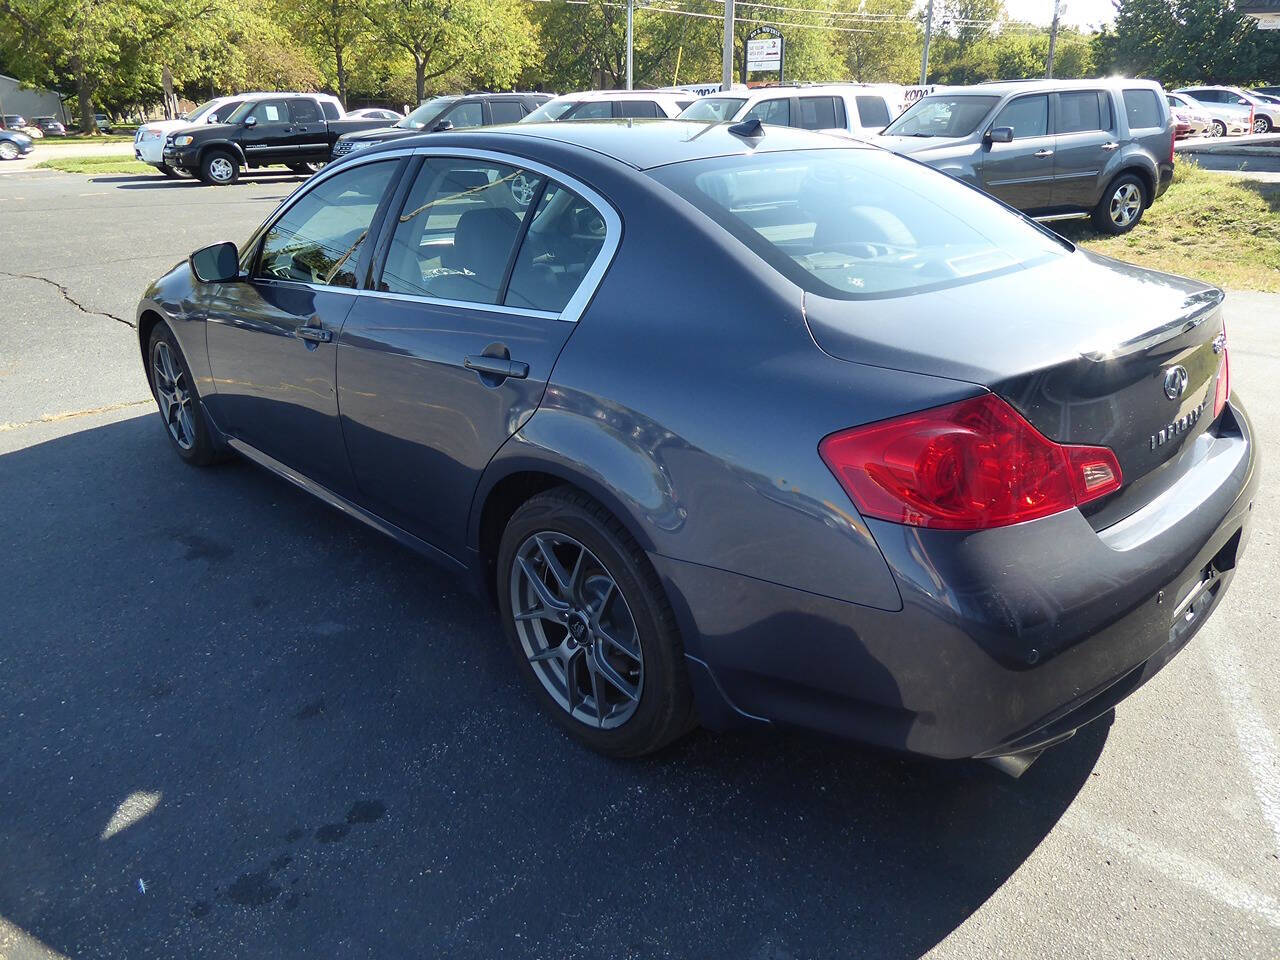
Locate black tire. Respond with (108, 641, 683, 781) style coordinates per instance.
(157, 162, 182, 179)
(1212, 119, 1227, 138)
(288, 162, 323, 175)
(497, 487, 696, 757)
(147, 322, 223, 466)
(1091, 173, 1147, 235)
(199, 149, 239, 186)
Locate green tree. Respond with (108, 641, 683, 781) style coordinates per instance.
(274, 0, 364, 104)
(835, 0, 923, 83)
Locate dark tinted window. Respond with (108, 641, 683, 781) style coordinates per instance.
(506, 184, 608, 312)
(650, 149, 1064, 300)
(321, 101, 340, 120)
(1058, 91, 1103, 133)
(619, 100, 659, 118)
(744, 97, 790, 125)
(566, 100, 613, 119)
(798, 97, 841, 130)
(442, 101, 483, 128)
(381, 158, 543, 304)
(1123, 89, 1162, 129)
(855, 95, 891, 128)
(490, 101, 525, 124)
(288, 99, 322, 124)
(256, 160, 397, 288)
(993, 95, 1048, 138)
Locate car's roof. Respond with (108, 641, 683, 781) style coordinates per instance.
(392, 119, 869, 170)
(549, 89, 687, 103)
(934, 78, 1163, 96)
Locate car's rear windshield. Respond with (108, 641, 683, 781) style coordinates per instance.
(396, 97, 458, 130)
(883, 95, 999, 138)
(679, 98, 746, 122)
(648, 148, 1066, 300)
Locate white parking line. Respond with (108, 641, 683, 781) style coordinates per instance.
(1204, 633, 1280, 852)
(1064, 805, 1280, 928)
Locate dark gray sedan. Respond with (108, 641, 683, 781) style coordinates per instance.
(136, 121, 1256, 774)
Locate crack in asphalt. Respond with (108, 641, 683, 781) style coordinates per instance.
(0, 270, 134, 328)
(0, 398, 152, 432)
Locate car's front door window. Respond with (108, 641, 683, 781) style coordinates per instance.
(256, 161, 399, 288)
(379, 158, 545, 304)
(250, 100, 289, 124)
(441, 101, 483, 128)
(993, 95, 1049, 138)
(744, 98, 790, 126)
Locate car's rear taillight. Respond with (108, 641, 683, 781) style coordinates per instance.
(1213, 322, 1230, 419)
(818, 394, 1123, 531)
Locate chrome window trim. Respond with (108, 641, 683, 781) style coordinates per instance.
(247, 143, 622, 324)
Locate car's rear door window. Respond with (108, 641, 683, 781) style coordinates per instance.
(1122, 89, 1162, 129)
(993, 94, 1048, 137)
(256, 160, 399, 288)
(505, 184, 608, 312)
(744, 97, 790, 126)
(490, 101, 525, 124)
(798, 96, 844, 130)
(379, 158, 545, 304)
(855, 95, 891, 129)
(649, 149, 1065, 299)
(1057, 91, 1103, 133)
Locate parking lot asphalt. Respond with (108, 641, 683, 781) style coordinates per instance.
(1, 170, 1277, 960)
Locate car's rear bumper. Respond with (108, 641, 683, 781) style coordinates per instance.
(661, 398, 1258, 760)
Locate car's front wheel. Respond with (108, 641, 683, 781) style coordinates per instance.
(1092, 174, 1147, 235)
(1255, 115, 1273, 134)
(1211, 119, 1227, 138)
(0, 141, 19, 161)
(147, 323, 221, 465)
(497, 488, 695, 757)
(200, 150, 239, 186)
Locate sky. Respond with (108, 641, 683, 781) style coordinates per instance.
(1001, 0, 1119, 28)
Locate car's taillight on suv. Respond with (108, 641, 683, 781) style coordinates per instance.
(819, 394, 1123, 531)
(1213, 322, 1230, 420)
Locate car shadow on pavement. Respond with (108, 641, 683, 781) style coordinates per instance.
(0, 412, 1107, 959)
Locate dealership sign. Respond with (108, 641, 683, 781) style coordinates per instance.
(744, 26, 785, 80)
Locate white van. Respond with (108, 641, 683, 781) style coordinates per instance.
(678, 84, 907, 138)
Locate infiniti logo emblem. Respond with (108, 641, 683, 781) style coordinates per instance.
(1163, 365, 1189, 400)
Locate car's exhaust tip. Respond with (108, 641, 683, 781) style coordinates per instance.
(982, 749, 1045, 778)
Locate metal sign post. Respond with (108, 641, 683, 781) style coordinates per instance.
(743, 25, 784, 85)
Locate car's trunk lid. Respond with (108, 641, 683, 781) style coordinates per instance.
(803, 250, 1227, 529)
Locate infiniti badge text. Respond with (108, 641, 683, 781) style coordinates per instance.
(1151, 400, 1205, 449)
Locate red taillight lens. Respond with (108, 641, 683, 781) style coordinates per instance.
(1213, 323, 1230, 419)
(819, 394, 1123, 531)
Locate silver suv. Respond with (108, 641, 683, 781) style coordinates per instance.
(879, 79, 1174, 234)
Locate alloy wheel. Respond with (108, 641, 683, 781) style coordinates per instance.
(1211, 120, 1226, 138)
(152, 340, 196, 450)
(1255, 117, 1271, 135)
(509, 531, 644, 729)
(1109, 183, 1142, 228)
(208, 156, 234, 183)
(0, 141, 18, 160)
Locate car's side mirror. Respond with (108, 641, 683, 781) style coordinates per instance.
(243, 115, 257, 127)
(432, 119, 454, 132)
(189, 242, 241, 284)
(985, 126, 1014, 144)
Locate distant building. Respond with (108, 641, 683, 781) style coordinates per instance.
(0, 74, 68, 124)
(1239, 0, 1280, 29)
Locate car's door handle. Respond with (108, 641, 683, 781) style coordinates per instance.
(1101, 141, 1120, 151)
(464, 355, 529, 379)
(297, 326, 332, 343)
(1034, 149, 1054, 158)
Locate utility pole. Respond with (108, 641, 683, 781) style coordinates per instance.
(626, 0, 635, 89)
(1046, 0, 1062, 78)
(919, 0, 935, 86)
(721, 0, 735, 91)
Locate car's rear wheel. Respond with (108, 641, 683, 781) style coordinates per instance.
(1211, 119, 1227, 138)
(1092, 174, 1146, 235)
(288, 162, 323, 175)
(1255, 116, 1272, 134)
(497, 488, 695, 757)
(200, 150, 238, 186)
(157, 162, 183, 179)
(147, 323, 221, 465)
(0, 141, 19, 161)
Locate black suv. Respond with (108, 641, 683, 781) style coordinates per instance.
(331, 92, 551, 160)
(163, 93, 389, 185)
